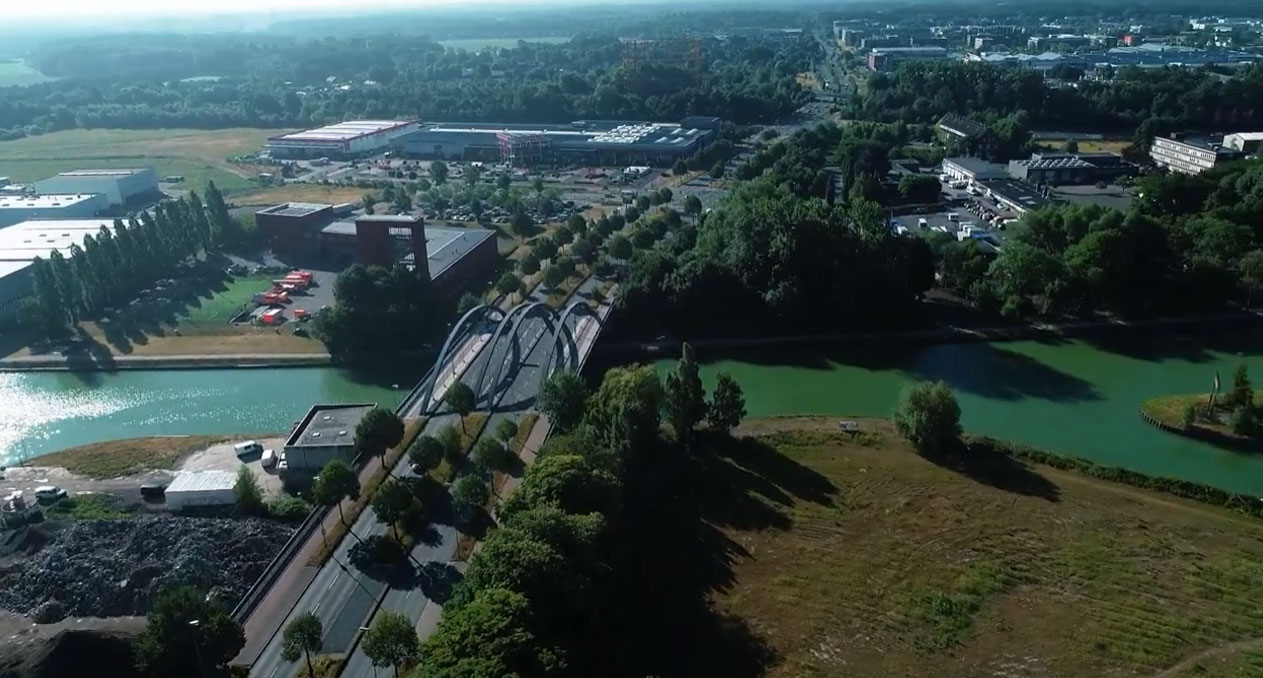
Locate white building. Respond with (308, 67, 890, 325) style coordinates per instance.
(266, 120, 420, 159)
(1223, 132, 1263, 154)
(34, 168, 159, 207)
(1149, 136, 1240, 175)
(0, 193, 109, 229)
(0, 219, 116, 320)
(942, 157, 1007, 183)
(165, 471, 239, 511)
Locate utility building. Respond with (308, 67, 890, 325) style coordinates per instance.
(281, 404, 376, 480)
(34, 169, 159, 207)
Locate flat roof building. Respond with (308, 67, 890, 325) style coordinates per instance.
(867, 46, 950, 71)
(282, 404, 376, 475)
(1007, 152, 1136, 185)
(0, 193, 109, 229)
(33, 168, 159, 207)
(980, 179, 1057, 214)
(1224, 132, 1263, 154)
(1150, 136, 1241, 175)
(943, 157, 1008, 182)
(0, 218, 117, 319)
(267, 120, 421, 159)
(165, 471, 239, 511)
(393, 118, 717, 166)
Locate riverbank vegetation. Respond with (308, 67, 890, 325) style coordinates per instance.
(1142, 364, 1263, 447)
(28, 434, 241, 479)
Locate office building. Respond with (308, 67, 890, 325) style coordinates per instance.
(266, 120, 421, 159)
(1150, 136, 1241, 175)
(867, 46, 950, 71)
(34, 168, 159, 207)
(0, 193, 109, 229)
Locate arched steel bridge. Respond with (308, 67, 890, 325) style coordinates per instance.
(416, 298, 601, 415)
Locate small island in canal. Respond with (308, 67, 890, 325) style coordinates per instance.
(1141, 364, 1263, 451)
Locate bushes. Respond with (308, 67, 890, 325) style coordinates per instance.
(965, 436, 1263, 518)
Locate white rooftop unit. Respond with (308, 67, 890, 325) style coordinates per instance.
(165, 470, 239, 510)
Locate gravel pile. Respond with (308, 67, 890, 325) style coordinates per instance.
(0, 516, 294, 620)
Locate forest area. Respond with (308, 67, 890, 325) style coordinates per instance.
(0, 30, 817, 139)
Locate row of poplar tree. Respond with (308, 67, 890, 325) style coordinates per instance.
(27, 182, 244, 334)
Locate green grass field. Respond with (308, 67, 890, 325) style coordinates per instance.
(438, 36, 569, 50)
(0, 128, 277, 192)
(181, 274, 274, 323)
(0, 59, 53, 86)
(631, 418, 1263, 678)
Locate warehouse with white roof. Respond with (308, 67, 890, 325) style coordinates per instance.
(0, 219, 116, 320)
(34, 168, 159, 207)
(0, 193, 109, 229)
(266, 120, 421, 159)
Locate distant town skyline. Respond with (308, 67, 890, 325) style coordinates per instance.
(4, 0, 578, 21)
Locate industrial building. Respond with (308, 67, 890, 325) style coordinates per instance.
(266, 120, 421, 159)
(1224, 132, 1263, 154)
(1007, 152, 1136, 184)
(967, 43, 1261, 74)
(0, 193, 109, 229)
(0, 218, 116, 320)
(979, 179, 1057, 215)
(392, 117, 720, 166)
(281, 404, 376, 479)
(165, 471, 239, 511)
(1150, 136, 1241, 175)
(34, 168, 159, 207)
(254, 204, 497, 288)
(942, 157, 1008, 183)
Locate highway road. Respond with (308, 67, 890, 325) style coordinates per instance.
(251, 277, 604, 678)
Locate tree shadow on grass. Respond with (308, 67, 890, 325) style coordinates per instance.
(569, 433, 841, 678)
(927, 443, 1061, 502)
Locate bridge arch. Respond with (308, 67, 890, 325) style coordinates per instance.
(484, 301, 561, 411)
(419, 303, 505, 412)
(547, 300, 600, 376)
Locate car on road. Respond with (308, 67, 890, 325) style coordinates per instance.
(34, 486, 67, 502)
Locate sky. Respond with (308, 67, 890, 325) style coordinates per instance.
(5, 0, 505, 20)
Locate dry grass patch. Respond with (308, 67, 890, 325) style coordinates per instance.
(32, 435, 238, 478)
(293, 654, 344, 678)
(232, 183, 371, 206)
(653, 419, 1263, 678)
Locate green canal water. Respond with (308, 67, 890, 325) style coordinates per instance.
(0, 367, 411, 465)
(7, 333, 1263, 494)
(650, 332, 1263, 496)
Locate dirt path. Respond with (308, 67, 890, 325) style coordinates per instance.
(1149, 636, 1263, 678)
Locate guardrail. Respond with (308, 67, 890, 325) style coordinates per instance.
(230, 362, 437, 623)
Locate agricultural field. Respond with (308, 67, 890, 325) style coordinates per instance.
(0, 128, 283, 192)
(0, 59, 53, 86)
(232, 183, 370, 206)
(437, 36, 570, 50)
(612, 417, 1263, 678)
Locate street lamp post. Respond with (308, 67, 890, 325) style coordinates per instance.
(357, 627, 380, 678)
(188, 619, 206, 678)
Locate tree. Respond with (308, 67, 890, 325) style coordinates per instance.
(657, 187, 673, 203)
(393, 190, 413, 214)
(511, 206, 535, 236)
(893, 381, 962, 456)
(362, 194, 376, 214)
(361, 611, 419, 678)
(607, 234, 632, 259)
(1240, 249, 1263, 307)
(1232, 405, 1259, 436)
(134, 585, 244, 678)
(500, 454, 620, 522)
(408, 435, 444, 475)
(429, 160, 449, 185)
(583, 365, 662, 454)
(312, 459, 360, 525)
(444, 382, 476, 431)
(542, 264, 568, 289)
(474, 437, 514, 473)
(538, 371, 588, 432)
(566, 213, 587, 235)
(634, 194, 651, 213)
(708, 371, 747, 433)
(684, 194, 703, 221)
(281, 611, 322, 678)
(234, 465, 264, 515)
(710, 161, 726, 179)
(519, 251, 541, 275)
(355, 406, 405, 461)
(451, 474, 491, 519)
(496, 173, 511, 191)
(437, 425, 463, 465)
(495, 418, 519, 442)
(624, 206, 640, 223)
(418, 588, 561, 678)
(1062, 138, 1080, 153)
(532, 176, 545, 194)
(496, 271, 522, 297)
(533, 236, 558, 261)
(663, 343, 706, 444)
(29, 257, 67, 334)
(371, 477, 415, 544)
(554, 224, 574, 246)
(457, 292, 480, 314)
(1232, 363, 1254, 409)
(672, 159, 689, 175)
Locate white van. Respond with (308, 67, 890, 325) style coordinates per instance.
(261, 449, 277, 468)
(918, 218, 928, 228)
(947, 212, 960, 222)
(234, 441, 263, 459)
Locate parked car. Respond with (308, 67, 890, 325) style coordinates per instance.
(234, 441, 263, 458)
(34, 486, 67, 502)
(261, 449, 277, 469)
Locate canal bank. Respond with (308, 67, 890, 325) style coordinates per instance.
(636, 330, 1263, 496)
